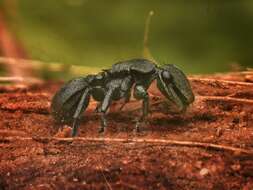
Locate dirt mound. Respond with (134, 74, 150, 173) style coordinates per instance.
(0, 74, 253, 190)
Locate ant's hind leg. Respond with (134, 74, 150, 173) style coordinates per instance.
(72, 119, 80, 137)
(71, 88, 90, 137)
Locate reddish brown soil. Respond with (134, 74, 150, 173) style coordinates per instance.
(0, 74, 253, 190)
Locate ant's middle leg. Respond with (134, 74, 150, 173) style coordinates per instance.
(119, 76, 133, 111)
(133, 84, 149, 132)
(119, 91, 131, 111)
(97, 88, 115, 133)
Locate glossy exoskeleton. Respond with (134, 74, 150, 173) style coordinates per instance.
(51, 59, 194, 136)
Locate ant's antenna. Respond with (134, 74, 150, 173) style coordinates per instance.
(142, 10, 156, 63)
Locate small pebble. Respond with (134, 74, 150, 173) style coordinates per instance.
(199, 168, 209, 176)
(216, 127, 223, 137)
(73, 178, 78, 182)
(231, 164, 241, 171)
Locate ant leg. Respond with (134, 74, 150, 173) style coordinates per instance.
(133, 85, 149, 132)
(98, 88, 114, 133)
(72, 88, 90, 136)
(119, 76, 133, 111)
(119, 91, 131, 111)
(94, 103, 101, 113)
(100, 112, 107, 133)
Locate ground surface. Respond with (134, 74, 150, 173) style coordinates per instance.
(0, 72, 253, 190)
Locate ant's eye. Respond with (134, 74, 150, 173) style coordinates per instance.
(162, 71, 172, 82)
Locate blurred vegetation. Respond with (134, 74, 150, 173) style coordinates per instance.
(2, 0, 253, 75)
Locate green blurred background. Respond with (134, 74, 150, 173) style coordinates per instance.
(1, 0, 253, 76)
